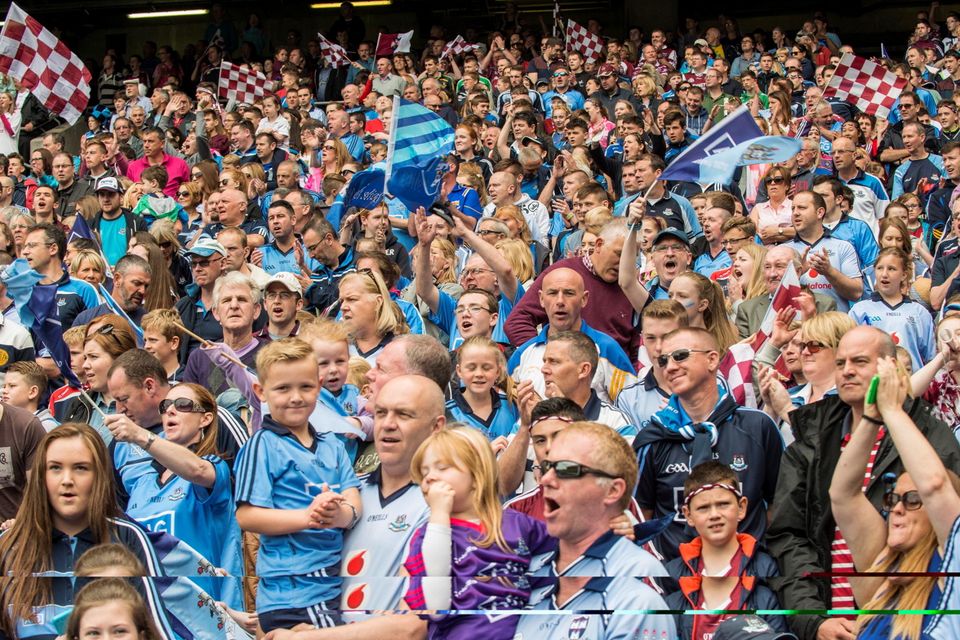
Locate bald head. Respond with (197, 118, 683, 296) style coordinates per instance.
(835, 325, 896, 407)
(540, 267, 588, 333)
(374, 374, 446, 477)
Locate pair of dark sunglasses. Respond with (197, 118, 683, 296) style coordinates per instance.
(656, 348, 713, 368)
(540, 459, 617, 480)
(882, 490, 923, 511)
(160, 397, 207, 414)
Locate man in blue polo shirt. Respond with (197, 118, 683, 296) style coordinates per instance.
(693, 202, 732, 278)
(812, 177, 879, 275)
(21, 223, 98, 331)
(784, 191, 863, 312)
(255, 200, 320, 276)
(515, 422, 674, 640)
(891, 121, 945, 203)
(832, 136, 890, 236)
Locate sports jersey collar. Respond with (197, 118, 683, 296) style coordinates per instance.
(451, 387, 503, 427)
(51, 526, 97, 544)
(365, 466, 420, 507)
(869, 291, 909, 310)
(793, 228, 832, 248)
(581, 529, 621, 559)
(353, 332, 394, 359)
(261, 414, 318, 447)
(582, 390, 603, 421)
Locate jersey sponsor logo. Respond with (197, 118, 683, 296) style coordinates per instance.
(345, 582, 367, 609)
(388, 514, 411, 533)
(568, 616, 590, 639)
(730, 454, 748, 472)
(138, 510, 175, 534)
(168, 487, 187, 502)
(664, 462, 690, 474)
(345, 549, 367, 576)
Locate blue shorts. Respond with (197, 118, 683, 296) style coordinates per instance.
(258, 600, 343, 632)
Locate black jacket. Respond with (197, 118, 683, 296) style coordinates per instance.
(91, 208, 145, 246)
(766, 395, 960, 640)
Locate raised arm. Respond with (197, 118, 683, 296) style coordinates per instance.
(454, 216, 518, 303)
(618, 200, 651, 314)
(104, 414, 218, 488)
(828, 411, 888, 606)
(876, 357, 960, 547)
(413, 209, 441, 313)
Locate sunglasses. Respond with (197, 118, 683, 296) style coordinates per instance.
(177, 190, 191, 197)
(539, 459, 617, 480)
(882, 490, 923, 511)
(553, 71, 569, 77)
(799, 340, 827, 354)
(160, 397, 207, 414)
(765, 177, 786, 185)
(656, 348, 713, 368)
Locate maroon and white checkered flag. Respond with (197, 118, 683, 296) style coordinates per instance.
(440, 35, 477, 61)
(823, 53, 907, 119)
(217, 61, 268, 106)
(0, 3, 91, 125)
(317, 33, 351, 68)
(565, 19, 604, 62)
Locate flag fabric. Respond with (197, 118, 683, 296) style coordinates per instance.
(375, 30, 414, 56)
(659, 104, 765, 184)
(440, 36, 477, 60)
(823, 53, 907, 119)
(344, 168, 386, 209)
(385, 97, 455, 211)
(719, 343, 759, 409)
(693, 135, 803, 186)
(98, 284, 144, 347)
(5, 259, 82, 389)
(217, 61, 268, 106)
(565, 20, 604, 62)
(317, 33, 351, 68)
(0, 3, 91, 125)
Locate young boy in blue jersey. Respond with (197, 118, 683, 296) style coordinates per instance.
(664, 461, 786, 639)
(298, 320, 366, 461)
(235, 338, 362, 632)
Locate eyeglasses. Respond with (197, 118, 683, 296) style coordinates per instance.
(721, 236, 750, 246)
(798, 340, 827, 354)
(477, 229, 505, 237)
(764, 176, 786, 185)
(454, 304, 492, 316)
(265, 290, 297, 301)
(159, 241, 172, 249)
(540, 459, 617, 480)
(461, 267, 494, 277)
(785, 66, 801, 72)
(656, 348, 714, 368)
(160, 397, 207, 414)
(653, 243, 687, 253)
(882, 490, 923, 511)
(322, 144, 336, 150)
(22, 241, 53, 250)
(190, 256, 222, 268)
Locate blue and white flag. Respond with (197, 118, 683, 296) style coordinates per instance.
(659, 105, 765, 184)
(694, 136, 803, 186)
(98, 283, 144, 346)
(6, 259, 82, 388)
(385, 97, 455, 211)
(344, 167, 385, 209)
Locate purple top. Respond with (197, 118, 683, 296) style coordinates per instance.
(403, 509, 555, 640)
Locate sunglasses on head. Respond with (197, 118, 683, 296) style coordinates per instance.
(882, 490, 923, 511)
(160, 397, 207, 414)
(656, 348, 713, 368)
(539, 459, 617, 480)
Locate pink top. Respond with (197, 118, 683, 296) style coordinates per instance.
(126, 153, 190, 197)
(750, 197, 793, 230)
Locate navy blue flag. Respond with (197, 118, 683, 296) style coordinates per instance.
(659, 105, 765, 184)
(344, 168, 385, 209)
(387, 155, 448, 212)
(10, 277, 82, 388)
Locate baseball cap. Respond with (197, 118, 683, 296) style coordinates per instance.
(597, 63, 616, 77)
(694, 38, 709, 47)
(653, 227, 689, 246)
(520, 135, 547, 149)
(122, 77, 139, 85)
(713, 616, 797, 640)
(185, 238, 227, 258)
(94, 176, 123, 194)
(264, 272, 303, 297)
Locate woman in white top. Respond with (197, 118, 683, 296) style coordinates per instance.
(0, 92, 21, 157)
(749, 165, 795, 245)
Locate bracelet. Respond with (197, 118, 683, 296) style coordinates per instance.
(143, 433, 157, 451)
(344, 502, 360, 528)
(862, 415, 884, 426)
(628, 223, 643, 232)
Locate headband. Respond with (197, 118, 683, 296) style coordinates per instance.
(682, 482, 741, 509)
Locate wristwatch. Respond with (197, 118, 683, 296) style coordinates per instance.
(344, 502, 360, 528)
(143, 433, 157, 452)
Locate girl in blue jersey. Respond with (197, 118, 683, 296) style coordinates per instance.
(849, 247, 936, 370)
(404, 427, 554, 640)
(109, 383, 244, 607)
(448, 337, 519, 452)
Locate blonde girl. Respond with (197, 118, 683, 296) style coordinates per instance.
(403, 427, 553, 639)
(450, 336, 518, 447)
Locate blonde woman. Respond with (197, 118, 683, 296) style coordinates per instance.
(495, 238, 535, 288)
(338, 270, 409, 365)
(457, 163, 490, 206)
(122, 182, 145, 210)
(70, 249, 107, 287)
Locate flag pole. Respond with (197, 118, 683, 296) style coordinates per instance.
(173, 322, 250, 370)
(78, 388, 108, 419)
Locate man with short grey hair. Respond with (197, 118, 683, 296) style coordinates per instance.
(73, 254, 152, 327)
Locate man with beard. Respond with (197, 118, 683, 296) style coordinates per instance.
(74, 255, 152, 328)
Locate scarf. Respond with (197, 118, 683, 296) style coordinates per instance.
(648, 380, 728, 467)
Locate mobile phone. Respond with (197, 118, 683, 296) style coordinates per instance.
(866, 375, 880, 405)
